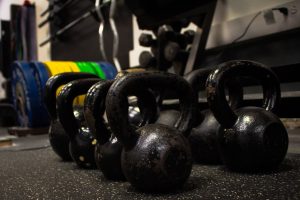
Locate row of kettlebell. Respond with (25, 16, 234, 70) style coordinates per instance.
(45, 60, 289, 192)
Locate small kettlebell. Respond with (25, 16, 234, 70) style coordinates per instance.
(84, 79, 157, 180)
(44, 72, 98, 161)
(106, 72, 198, 192)
(185, 68, 243, 164)
(57, 78, 100, 168)
(206, 60, 289, 172)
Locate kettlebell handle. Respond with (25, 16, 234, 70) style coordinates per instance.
(185, 67, 243, 110)
(84, 80, 158, 144)
(106, 72, 198, 149)
(57, 78, 100, 138)
(206, 60, 280, 128)
(44, 72, 99, 119)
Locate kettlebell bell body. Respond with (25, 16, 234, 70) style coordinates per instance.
(206, 60, 288, 172)
(45, 72, 98, 161)
(106, 72, 198, 192)
(57, 78, 100, 168)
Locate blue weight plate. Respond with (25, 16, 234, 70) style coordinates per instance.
(30, 62, 51, 127)
(98, 62, 117, 80)
(11, 62, 41, 127)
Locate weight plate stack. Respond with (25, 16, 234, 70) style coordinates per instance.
(67, 62, 80, 72)
(11, 62, 41, 127)
(76, 62, 96, 75)
(89, 62, 106, 79)
(44, 61, 83, 105)
(98, 62, 118, 80)
(44, 61, 62, 77)
(29, 62, 51, 127)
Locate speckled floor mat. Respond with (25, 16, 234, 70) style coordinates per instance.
(0, 147, 299, 200)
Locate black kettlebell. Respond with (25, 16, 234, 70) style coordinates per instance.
(57, 78, 100, 168)
(44, 72, 98, 161)
(106, 72, 198, 192)
(185, 68, 243, 164)
(206, 60, 289, 172)
(84, 79, 158, 180)
(155, 89, 181, 127)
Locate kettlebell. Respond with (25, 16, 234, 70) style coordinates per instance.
(106, 72, 198, 192)
(155, 89, 181, 127)
(84, 79, 158, 180)
(44, 72, 98, 161)
(57, 78, 100, 168)
(185, 68, 243, 164)
(206, 60, 289, 172)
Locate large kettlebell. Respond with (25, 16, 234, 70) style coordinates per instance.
(206, 60, 289, 172)
(84, 79, 157, 180)
(106, 72, 198, 192)
(57, 78, 100, 168)
(185, 68, 243, 164)
(44, 72, 98, 161)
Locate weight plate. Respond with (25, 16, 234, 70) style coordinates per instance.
(97, 62, 111, 80)
(90, 62, 106, 79)
(53, 61, 72, 74)
(65, 62, 84, 105)
(44, 61, 61, 76)
(58, 62, 72, 73)
(11, 62, 41, 127)
(76, 62, 96, 74)
(29, 62, 51, 127)
(68, 62, 80, 72)
(66, 62, 81, 105)
(98, 62, 117, 80)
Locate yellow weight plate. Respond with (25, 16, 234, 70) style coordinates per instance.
(44, 61, 61, 76)
(45, 61, 72, 98)
(66, 62, 81, 105)
(53, 61, 73, 74)
(68, 62, 80, 72)
(67, 61, 87, 106)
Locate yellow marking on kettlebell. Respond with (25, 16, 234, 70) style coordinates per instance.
(79, 156, 85, 162)
(92, 139, 97, 145)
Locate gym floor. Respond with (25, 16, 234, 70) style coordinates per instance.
(0, 128, 299, 199)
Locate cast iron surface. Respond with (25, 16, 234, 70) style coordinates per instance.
(185, 67, 243, 164)
(56, 78, 100, 169)
(0, 129, 299, 199)
(106, 72, 199, 192)
(84, 79, 158, 180)
(45, 72, 98, 161)
(206, 60, 289, 172)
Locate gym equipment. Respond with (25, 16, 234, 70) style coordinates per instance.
(44, 72, 98, 161)
(84, 79, 157, 180)
(206, 60, 289, 172)
(11, 60, 117, 128)
(57, 78, 100, 168)
(11, 62, 41, 127)
(185, 68, 243, 164)
(106, 71, 198, 192)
